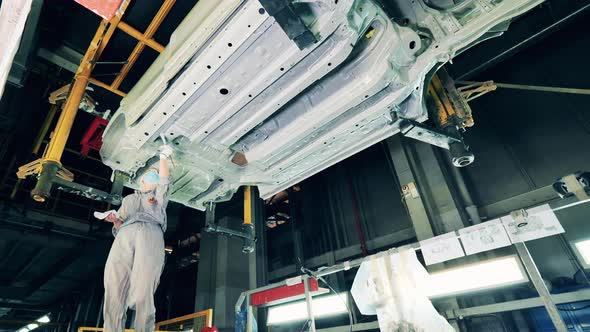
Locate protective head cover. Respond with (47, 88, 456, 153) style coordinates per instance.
(142, 169, 160, 184)
(351, 249, 454, 331)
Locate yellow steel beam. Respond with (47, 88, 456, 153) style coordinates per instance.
(243, 185, 252, 225)
(32, 104, 58, 155)
(97, 1, 131, 56)
(88, 77, 127, 97)
(116, 22, 165, 52)
(18, 1, 132, 201)
(44, 2, 130, 163)
(145, 0, 176, 38)
(111, 0, 174, 89)
(44, 75, 89, 162)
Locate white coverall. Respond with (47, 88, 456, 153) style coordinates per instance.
(103, 176, 170, 332)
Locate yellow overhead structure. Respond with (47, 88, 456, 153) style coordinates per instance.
(242, 185, 256, 253)
(427, 73, 474, 130)
(16, 0, 176, 202)
(243, 185, 253, 226)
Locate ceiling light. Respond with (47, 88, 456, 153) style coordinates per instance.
(267, 293, 348, 325)
(426, 256, 527, 298)
(16, 328, 29, 332)
(36, 315, 50, 323)
(26, 324, 39, 331)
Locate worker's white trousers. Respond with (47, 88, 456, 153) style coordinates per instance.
(103, 222, 165, 332)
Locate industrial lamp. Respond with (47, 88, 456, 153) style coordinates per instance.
(267, 293, 349, 325)
(573, 239, 590, 267)
(15, 314, 50, 332)
(427, 256, 528, 298)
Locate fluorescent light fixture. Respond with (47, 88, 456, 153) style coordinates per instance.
(16, 328, 29, 332)
(267, 293, 348, 325)
(36, 315, 50, 323)
(427, 256, 527, 298)
(26, 324, 39, 331)
(574, 239, 590, 266)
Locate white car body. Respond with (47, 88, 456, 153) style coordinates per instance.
(100, 0, 543, 210)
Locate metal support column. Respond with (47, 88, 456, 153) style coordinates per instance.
(514, 242, 567, 332)
(251, 186, 268, 330)
(384, 136, 465, 331)
(384, 137, 432, 240)
(243, 186, 256, 253)
(291, 191, 305, 273)
(246, 295, 253, 332)
(304, 276, 316, 332)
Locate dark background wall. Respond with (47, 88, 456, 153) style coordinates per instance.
(458, 14, 590, 210)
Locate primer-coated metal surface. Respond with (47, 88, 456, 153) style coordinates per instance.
(101, 0, 543, 210)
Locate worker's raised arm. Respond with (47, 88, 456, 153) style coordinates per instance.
(156, 145, 173, 207)
(159, 145, 171, 178)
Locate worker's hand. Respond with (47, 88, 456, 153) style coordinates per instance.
(159, 144, 174, 160)
(105, 213, 122, 229)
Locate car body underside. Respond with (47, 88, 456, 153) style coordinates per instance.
(100, 0, 543, 210)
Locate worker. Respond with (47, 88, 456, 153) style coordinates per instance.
(101, 144, 174, 332)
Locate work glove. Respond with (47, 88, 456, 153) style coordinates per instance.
(159, 144, 174, 160)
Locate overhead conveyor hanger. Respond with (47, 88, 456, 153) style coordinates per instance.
(400, 68, 476, 168)
(204, 186, 258, 254)
(16, 0, 176, 203)
(401, 71, 590, 170)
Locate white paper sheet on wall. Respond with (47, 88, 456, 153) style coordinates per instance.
(501, 204, 565, 243)
(459, 219, 512, 255)
(420, 232, 465, 265)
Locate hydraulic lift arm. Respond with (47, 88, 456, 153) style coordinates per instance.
(16, 0, 175, 203)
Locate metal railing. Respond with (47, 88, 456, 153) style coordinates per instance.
(155, 309, 213, 332)
(78, 309, 213, 332)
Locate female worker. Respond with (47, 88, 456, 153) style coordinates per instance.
(101, 144, 174, 332)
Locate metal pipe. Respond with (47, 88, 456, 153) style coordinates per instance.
(89, 60, 128, 65)
(205, 224, 251, 239)
(304, 276, 316, 332)
(246, 295, 253, 332)
(446, 288, 590, 319)
(514, 242, 567, 332)
(31, 161, 60, 202)
(457, 80, 590, 96)
(442, 152, 482, 224)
